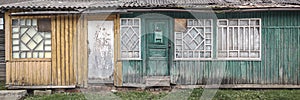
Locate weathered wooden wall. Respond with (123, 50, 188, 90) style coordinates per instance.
(120, 11, 300, 86)
(5, 11, 90, 87)
(0, 14, 5, 81)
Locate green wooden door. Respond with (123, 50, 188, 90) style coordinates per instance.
(145, 19, 170, 76)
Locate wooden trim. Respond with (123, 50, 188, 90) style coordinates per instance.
(83, 15, 88, 87)
(56, 16, 61, 86)
(61, 16, 66, 86)
(115, 14, 123, 86)
(10, 16, 53, 19)
(175, 84, 300, 89)
(51, 17, 57, 85)
(7, 85, 76, 89)
(9, 59, 51, 62)
(73, 15, 78, 85)
(65, 15, 69, 85)
(5, 11, 11, 61)
(69, 15, 74, 85)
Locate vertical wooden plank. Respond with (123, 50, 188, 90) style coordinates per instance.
(61, 16, 66, 86)
(115, 14, 123, 86)
(69, 15, 74, 85)
(25, 61, 29, 85)
(6, 62, 10, 84)
(51, 17, 57, 86)
(56, 16, 61, 86)
(83, 15, 88, 87)
(11, 62, 15, 85)
(4, 11, 11, 61)
(73, 15, 78, 85)
(77, 16, 82, 86)
(65, 15, 70, 85)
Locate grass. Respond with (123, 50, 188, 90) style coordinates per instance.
(24, 89, 300, 100)
(0, 81, 6, 90)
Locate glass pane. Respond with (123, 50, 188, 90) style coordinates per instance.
(32, 19, 37, 26)
(219, 21, 227, 25)
(128, 19, 133, 25)
(134, 19, 139, 25)
(121, 19, 127, 25)
(35, 43, 43, 50)
(20, 19, 26, 25)
(21, 34, 31, 44)
(21, 28, 28, 34)
(27, 27, 37, 37)
(45, 46, 51, 51)
(45, 32, 51, 38)
(33, 52, 38, 58)
(12, 27, 19, 33)
(0, 18, 3, 24)
(13, 53, 19, 58)
(239, 20, 249, 26)
(13, 46, 19, 51)
(27, 52, 32, 58)
(26, 19, 31, 26)
(205, 20, 211, 26)
(0, 25, 3, 30)
(12, 34, 19, 38)
(39, 52, 44, 58)
(229, 20, 238, 26)
(20, 43, 29, 50)
(45, 52, 51, 58)
(13, 40, 19, 45)
(33, 34, 43, 43)
(21, 52, 26, 58)
(45, 40, 51, 45)
(27, 40, 37, 50)
(12, 19, 18, 26)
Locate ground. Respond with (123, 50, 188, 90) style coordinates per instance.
(24, 89, 300, 100)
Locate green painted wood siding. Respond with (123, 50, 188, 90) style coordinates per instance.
(121, 11, 300, 85)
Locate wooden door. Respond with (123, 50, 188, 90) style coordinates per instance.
(87, 20, 114, 83)
(145, 19, 170, 76)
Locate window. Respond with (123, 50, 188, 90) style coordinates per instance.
(217, 19, 261, 60)
(175, 19, 213, 60)
(0, 18, 3, 30)
(12, 18, 52, 58)
(120, 18, 141, 60)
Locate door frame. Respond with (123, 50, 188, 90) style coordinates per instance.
(139, 13, 174, 78)
(85, 14, 118, 84)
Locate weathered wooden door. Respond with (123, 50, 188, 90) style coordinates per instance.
(145, 19, 170, 77)
(87, 20, 114, 83)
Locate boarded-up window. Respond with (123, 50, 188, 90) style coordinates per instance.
(120, 18, 141, 60)
(217, 19, 261, 60)
(11, 18, 51, 58)
(175, 19, 213, 60)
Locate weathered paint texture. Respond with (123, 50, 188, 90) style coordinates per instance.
(120, 11, 300, 85)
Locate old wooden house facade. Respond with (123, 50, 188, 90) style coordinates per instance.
(0, 0, 300, 89)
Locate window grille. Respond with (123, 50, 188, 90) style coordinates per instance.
(120, 18, 141, 60)
(175, 19, 213, 60)
(217, 19, 261, 60)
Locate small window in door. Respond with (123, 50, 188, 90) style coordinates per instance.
(0, 18, 3, 30)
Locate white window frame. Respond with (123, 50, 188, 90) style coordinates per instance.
(174, 19, 213, 60)
(119, 18, 141, 60)
(217, 18, 261, 60)
(0, 17, 3, 30)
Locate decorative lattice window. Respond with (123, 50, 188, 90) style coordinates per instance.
(175, 19, 213, 60)
(12, 18, 52, 58)
(120, 18, 141, 60)
(217, 18, 261, 60)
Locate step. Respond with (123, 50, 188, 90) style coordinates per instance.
(0, 90, 27, 100)
(146, 76, 170, 87)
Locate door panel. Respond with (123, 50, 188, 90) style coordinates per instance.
(87, 20, 114, 83)
(146, 19, 170, 76)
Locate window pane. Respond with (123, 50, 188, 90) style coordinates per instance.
(217, 18, 261, 60)
(120, 18, 140, 59)
(175, 19, 213, 60)
(11, 18, 52, 59)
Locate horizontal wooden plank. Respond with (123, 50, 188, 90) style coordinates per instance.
(7, 85, 76, 89)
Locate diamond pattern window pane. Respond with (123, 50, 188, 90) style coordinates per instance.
(120, 18, 141, 59)
(11, 18, 52, 58)
(175, 19, 213, 59)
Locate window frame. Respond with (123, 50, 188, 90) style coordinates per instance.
(119, 18, 142, 60)
(216, 18, 262, 61)
(174, 19, 213, 60)
(10, 16, 53, 61)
